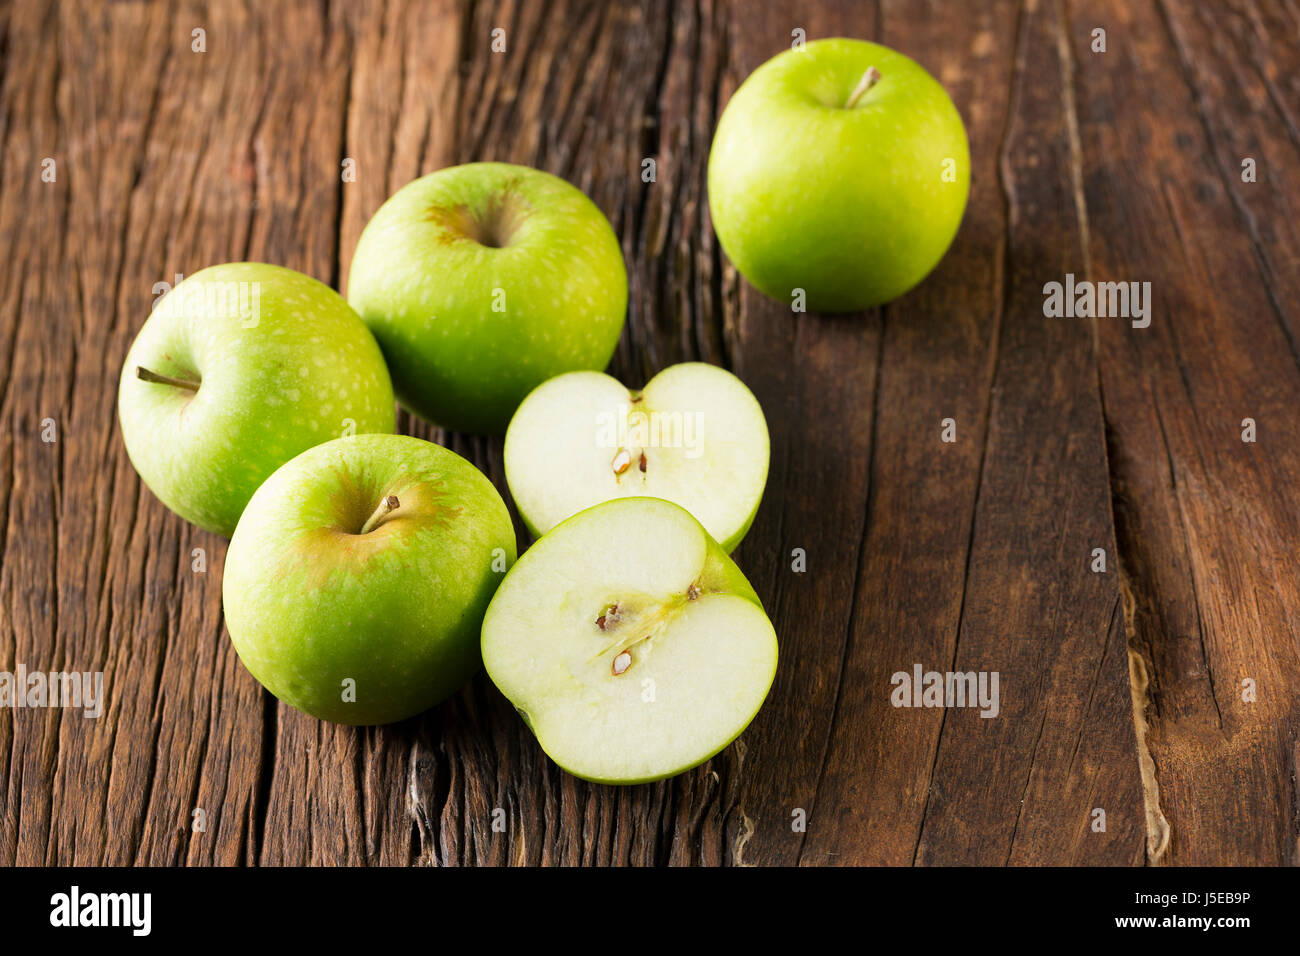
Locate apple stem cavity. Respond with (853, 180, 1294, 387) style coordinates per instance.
(845, 66, 882, 109)
(136, 366, 200, 392)
(359, 494, 400, 534)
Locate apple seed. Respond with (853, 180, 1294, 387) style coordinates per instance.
(611, 448, 632, 475)
(612, 650, 632, 675)
(596, 603, 621, 630)
(638, 451, 647, 473)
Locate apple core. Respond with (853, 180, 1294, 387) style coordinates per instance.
(504, 363, 770, 552)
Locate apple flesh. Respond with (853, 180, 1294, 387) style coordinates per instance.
(118, 262, 396, 536)
(503, 362, 769, 552)
(708, 38, 970, 311)
(223, 434, 517, 725)
(347, 162, 628, 434)
(481, 497, 778, 784)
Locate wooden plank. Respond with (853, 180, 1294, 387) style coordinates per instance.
(0, 0, 273, 867)
(787, 0, 1146, 866)
(1069, 0, 1300, 865)
(904, 0, 1148, 867)
(256, 0, 466, 869)
(656, 0, 888, 866)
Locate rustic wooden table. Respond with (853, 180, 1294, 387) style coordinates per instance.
(2, 0, 1297, 867)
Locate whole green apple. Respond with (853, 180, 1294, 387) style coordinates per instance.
(347, 162, 628, 434)
(223, 433, 517, 725)
(504, 362, 769, 552)
(708, 38, 970, 312)
(118, 262, 395, 536)
(482, 496, 778, 784)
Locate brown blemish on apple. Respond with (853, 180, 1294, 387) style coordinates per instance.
(424, 179, 531, 248)
(275, 471, 468, 591)
(686, 582, 701, 601)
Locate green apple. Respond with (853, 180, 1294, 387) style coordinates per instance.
(708, 38, 970, 311)
(503, 362, 768, 552)
(223, 433, 516, 725)
(118, 262, 395, 536)
(481, 496, 778, 784)
(347, 162, 628, 434)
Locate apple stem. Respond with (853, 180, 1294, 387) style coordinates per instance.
(360, 494, 400, 534)
(136, 366, 200, 392)
(845, 66, 882, 109)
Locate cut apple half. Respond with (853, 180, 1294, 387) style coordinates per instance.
(481, 497, 778, 784)
(503, 362, 769, 552)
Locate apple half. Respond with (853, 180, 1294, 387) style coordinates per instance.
(481, 497, 778, 784)
(503, 362, 769, 552)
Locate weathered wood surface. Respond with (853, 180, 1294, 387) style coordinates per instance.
(0, 0, 1295, 866)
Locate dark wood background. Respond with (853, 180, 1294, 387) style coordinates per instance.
(2, 0, 1297, 866)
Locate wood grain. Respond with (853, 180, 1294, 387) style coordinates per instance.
(1072, 0, 1300, 865)
(0, 0, 1294, 866)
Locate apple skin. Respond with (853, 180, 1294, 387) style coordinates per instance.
(118, 263, 396, 537)
(223, 434, 517, 725)
(482, 496, 778, 785)
(708, 38, 970, 312)
(347, 162, 628, 434)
